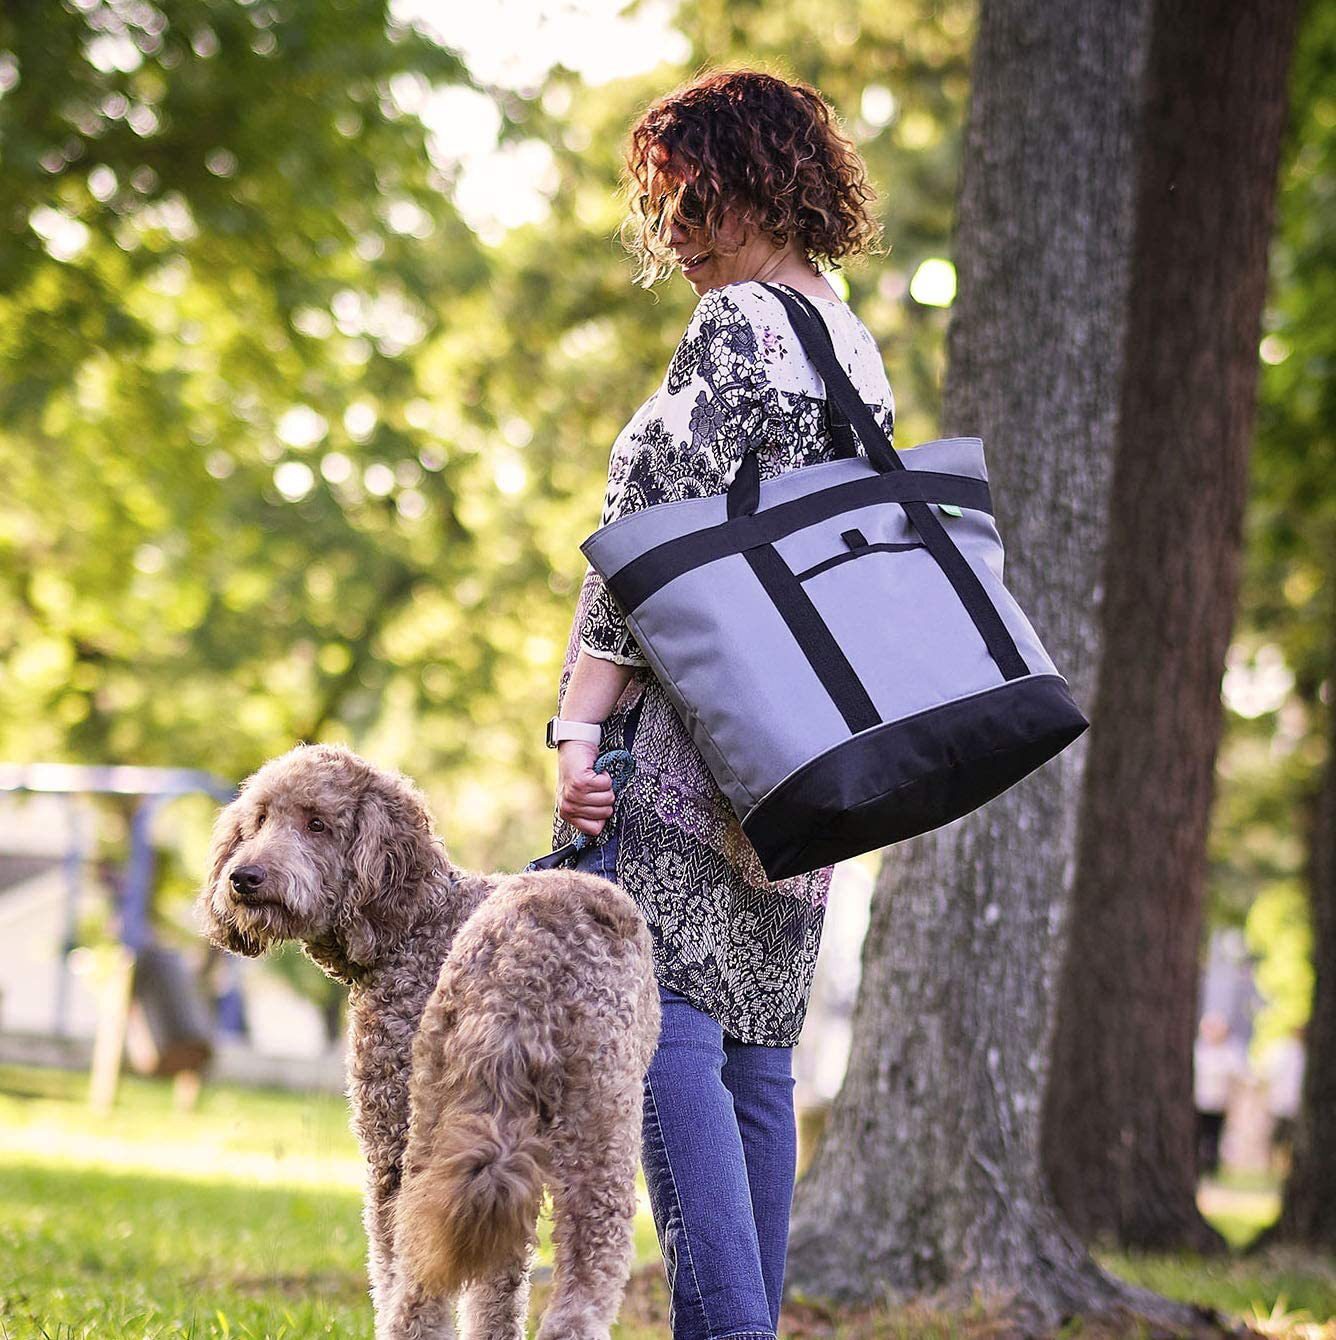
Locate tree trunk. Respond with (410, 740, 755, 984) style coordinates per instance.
(785, 0, 1293, 1329)
(788, 0, 1142, 1321)
(1263, 599, 1336, 1247)
(1043, 0, 1301, 1252)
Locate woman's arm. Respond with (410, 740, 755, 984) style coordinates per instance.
(562, 645, 638, 724)
(556, 285, 770, 836)
(555, 649, 637, 836)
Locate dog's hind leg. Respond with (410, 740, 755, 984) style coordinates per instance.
(534, 1071, 642, 1340)
(455, 1238, 534, 1340)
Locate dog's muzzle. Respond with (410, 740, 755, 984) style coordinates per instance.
(230, 864, 269, 905)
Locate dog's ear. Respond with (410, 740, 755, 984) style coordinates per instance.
(339, 774, 439, 967)
(195, 797, 265, 958)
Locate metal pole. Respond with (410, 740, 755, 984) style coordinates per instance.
(121, 796, 162, 952)
(54, 795, 86, 1036)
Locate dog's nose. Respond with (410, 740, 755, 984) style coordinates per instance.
(230, 864, 268, 894)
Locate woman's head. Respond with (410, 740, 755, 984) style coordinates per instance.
(622, 68, 883, 291)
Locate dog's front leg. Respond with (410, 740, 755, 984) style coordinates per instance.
(455, 1240, 535, 1340)
(364, 1162, 402, 1335)
(380, 1270, 458, 1340)
(367, 1173, 457, 1339)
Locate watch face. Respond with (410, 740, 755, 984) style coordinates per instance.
(545, 717, 556, 748)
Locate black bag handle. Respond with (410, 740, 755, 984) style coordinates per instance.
(782, 288, 859, 462)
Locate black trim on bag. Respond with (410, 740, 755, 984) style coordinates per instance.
(742, 544, 881, 734)
(794, 541, 926, 583)
(740, 673, 1090, 881)
(597, 468, 993, 614)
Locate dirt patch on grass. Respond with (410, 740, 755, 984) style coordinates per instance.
(579, 1265, 1271, 1340)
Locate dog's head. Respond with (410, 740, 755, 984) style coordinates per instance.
(196, 743, 446, 976)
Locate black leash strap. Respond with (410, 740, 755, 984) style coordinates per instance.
(523, 747, 635, 872)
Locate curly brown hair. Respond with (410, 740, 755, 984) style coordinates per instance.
(621, 67, 884, 288)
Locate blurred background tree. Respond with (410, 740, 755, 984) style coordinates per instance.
(1236, 0, 1336, 1250)
(0, 0, 972, 881)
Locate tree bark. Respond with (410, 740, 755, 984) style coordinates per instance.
(785, 0, 1293, 1329)
(1042, 0, 1301, 1252)
(788, 0, 1143, 1321)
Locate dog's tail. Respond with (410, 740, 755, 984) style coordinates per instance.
(396, 1058, 547, 1295)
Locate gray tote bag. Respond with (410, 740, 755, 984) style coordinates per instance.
(581, 281, 1089, 881)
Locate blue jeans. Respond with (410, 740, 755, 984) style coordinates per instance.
(572, 702, 796, 1339)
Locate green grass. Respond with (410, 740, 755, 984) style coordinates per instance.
(1100, 1243, 1336, 1335)
(1, 1063, 1333, 1339)
(3, 1160, 369, 1338)
(0, 1063, 662, 1340)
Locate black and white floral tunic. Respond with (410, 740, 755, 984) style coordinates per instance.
(552, 279, 896, 1046)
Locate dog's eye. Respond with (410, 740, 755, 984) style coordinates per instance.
(308, 817, 327, 833)
(255, 810, 266, 828)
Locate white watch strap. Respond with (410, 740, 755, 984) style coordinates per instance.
(552, 718, 603, 746)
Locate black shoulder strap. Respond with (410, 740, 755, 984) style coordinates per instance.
(761, 282, 902, 475)
(774, 287, 859, 461)
(760, 282, 1030, 682)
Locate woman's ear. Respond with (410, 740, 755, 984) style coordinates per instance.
(195, 797, 265, 957)
(338, 775, 439, 967)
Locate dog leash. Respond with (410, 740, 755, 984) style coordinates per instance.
(522, 748, 636, 872)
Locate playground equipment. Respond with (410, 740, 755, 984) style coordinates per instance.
(0, 763, 235, 1107)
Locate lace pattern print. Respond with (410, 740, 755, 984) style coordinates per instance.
(552, 280, 895, 1046)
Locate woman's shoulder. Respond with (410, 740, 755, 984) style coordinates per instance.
(708, 278, 859, 323)
(696, 279, 891, 405)
(676, 279, 862, 350)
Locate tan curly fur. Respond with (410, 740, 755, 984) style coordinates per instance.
(196, 742, 661, 1340)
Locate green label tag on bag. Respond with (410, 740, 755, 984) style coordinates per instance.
(938, 503, 964, 517)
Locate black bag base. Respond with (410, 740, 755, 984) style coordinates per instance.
(742, 673, 1090, 881)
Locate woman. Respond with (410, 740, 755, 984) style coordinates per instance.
(549, 68, 892, 1338)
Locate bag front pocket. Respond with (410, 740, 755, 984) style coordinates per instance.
(797, 536, 1002, 725)
(790, 526, 926, 582)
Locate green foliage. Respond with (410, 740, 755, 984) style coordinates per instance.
(0, 0, 977, 909)
(0, 1, 483, 774)
(1246, 878, 1315, 1058)
(1207, 0, 1335, 1039)
(1246, 0, 1336, 693)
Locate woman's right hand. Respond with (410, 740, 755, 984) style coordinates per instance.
(556, 740, 616, 837)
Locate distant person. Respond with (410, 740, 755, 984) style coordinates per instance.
(1193, 1010, 1249, 1176)
(1261, 1024, 1307, 1167)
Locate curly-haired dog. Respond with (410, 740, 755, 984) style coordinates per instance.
(196, 742, 661, 1340)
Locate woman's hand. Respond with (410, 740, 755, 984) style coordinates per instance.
(553, 646, 638, 836)
(556, 740, 617, 837)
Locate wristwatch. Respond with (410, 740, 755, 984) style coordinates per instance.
(545, 716, 603, 749)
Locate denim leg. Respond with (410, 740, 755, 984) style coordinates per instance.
(640, 985, 776, 1340)
(721, 1037, 797, 1333)
(569, 817, 619, 881)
